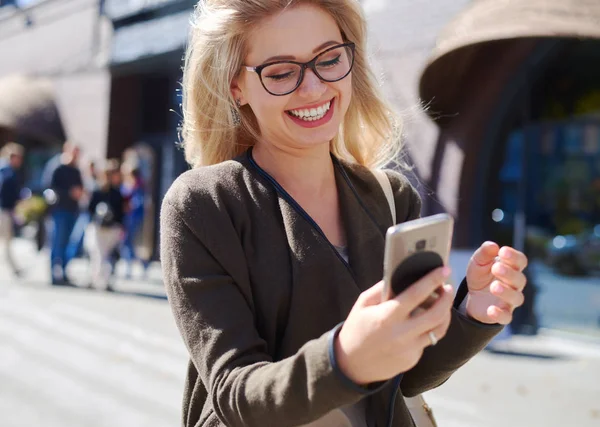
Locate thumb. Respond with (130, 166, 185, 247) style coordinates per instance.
(356, 281, 385, 307)
(471, 241, 500, 268)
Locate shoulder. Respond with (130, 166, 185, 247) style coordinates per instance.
(162, 160, 246, 213)
(337, 159, 421, 223)
(382, 169, 422, 221)
(338, 160, 420, 204)
(160, 159, 252, 240)
(382, 169, 421, 203)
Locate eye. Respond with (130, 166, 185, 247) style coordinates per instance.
(317, 55, 342, 68)
(265, 72, 295, 81)
(263, 63, 300, 81)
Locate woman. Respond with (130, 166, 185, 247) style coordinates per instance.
(85, 159, 124, 291)
(160, 1, 528, 426)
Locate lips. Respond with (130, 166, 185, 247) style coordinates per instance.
(286, 99, 333, 122)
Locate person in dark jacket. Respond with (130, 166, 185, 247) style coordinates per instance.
(84, 159, 124, 291)
(160, 2, 530, 427)
(47, 141, 83, 285)
(0, 142, 24, 277)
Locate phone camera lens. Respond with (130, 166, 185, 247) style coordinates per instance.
(415, 239, 426, 251)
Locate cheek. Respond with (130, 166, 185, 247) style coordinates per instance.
(336, 78, 353, 116)
(247, 86, 289, 129)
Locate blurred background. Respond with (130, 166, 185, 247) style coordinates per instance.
(0, 0, 598, 426)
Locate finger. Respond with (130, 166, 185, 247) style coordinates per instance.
(425, 300, 453, 345)
(487, 305, 513, 325)
(498, 246, 528, 272)
(390, 267, 451, 316)
(409, 284, 454, 335)
(471, 241, 500, 267)
(356, 281, 385, 307)
(491, 263, 527, 291)
(490, 280, 525, 309)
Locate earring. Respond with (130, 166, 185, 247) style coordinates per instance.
(232, 99, 241, 126)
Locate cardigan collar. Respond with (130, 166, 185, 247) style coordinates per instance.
(245, 148, 387, 294)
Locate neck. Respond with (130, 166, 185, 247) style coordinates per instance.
(252, 142, 335, 196)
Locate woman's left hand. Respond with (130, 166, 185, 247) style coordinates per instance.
(465, 241, 528, 325)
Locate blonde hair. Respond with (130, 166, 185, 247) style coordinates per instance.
(182, 0, 403, 169)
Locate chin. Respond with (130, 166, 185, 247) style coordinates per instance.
(296, 129, 339, 148)
(287, 118, 341, 148)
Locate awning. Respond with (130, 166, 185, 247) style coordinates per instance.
(419, 0, 600, 120)
(0, 74, 65, 146)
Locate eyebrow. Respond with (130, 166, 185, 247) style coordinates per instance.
(260, 40, 342, 64)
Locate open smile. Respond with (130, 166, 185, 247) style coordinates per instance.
(285, 98, 335, 128)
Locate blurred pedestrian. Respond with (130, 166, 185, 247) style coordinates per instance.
(85, 159, 124, 291)
(0, 142, 25, 277)
(120, 162, 148, 279)
(47, 142, 83, 285)
(66, 159, 98, 263)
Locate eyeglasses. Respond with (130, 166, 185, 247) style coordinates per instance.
(245, 42, 356, 96)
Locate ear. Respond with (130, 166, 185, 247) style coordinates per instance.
(230, 77, 247, 107)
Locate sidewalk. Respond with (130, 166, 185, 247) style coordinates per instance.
(2, 238, 600, 426)
(0, 238, 166, 299)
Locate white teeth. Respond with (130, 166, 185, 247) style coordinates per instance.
(288, 101, 331, 121)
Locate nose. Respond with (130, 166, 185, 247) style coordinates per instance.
(297, 69, 327, 99)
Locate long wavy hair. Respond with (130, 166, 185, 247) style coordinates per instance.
(181, 0, 403, 169)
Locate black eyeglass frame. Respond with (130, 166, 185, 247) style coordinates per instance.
(244, 42, 356, 96)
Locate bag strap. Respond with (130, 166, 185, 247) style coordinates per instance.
(372, 169, 396, 223)
(372, 169, 438, 427)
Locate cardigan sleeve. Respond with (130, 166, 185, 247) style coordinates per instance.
(384, 170, 504, 397)
(160, 177, 376, 427)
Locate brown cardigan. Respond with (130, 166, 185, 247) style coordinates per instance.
(160, 150, 502, 427)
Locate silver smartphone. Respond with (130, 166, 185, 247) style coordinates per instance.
(382, 213, 454, 309)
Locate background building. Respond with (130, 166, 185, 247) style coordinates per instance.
(2, 0, 599, 273)
(366, 0, 600, 281)
(0, 0, 112, 188)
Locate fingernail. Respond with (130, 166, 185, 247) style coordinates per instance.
(496, 264, 507, 275)
(442, 267, 451, 278)
(501, 247, 512, 258)
(493, 282, 503, 294)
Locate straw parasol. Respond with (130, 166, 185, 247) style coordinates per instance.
(0, 74, 65, 145)
(419, 0, 600, 119)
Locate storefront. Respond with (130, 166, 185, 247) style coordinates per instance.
(418, 0, 600, 332)
(419, 0, 600, 254)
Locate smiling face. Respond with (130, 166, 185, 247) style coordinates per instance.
(232, 3, 353, 152)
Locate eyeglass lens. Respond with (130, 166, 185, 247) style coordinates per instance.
(260, 45, 354, 95)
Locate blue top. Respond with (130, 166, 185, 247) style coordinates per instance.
(0, 162, 22, 210)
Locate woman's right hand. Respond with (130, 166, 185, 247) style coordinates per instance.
(334, 267, 454, 385)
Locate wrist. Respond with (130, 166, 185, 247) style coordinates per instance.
(333, 327, 367, 387)
(464, 293, 499, 325)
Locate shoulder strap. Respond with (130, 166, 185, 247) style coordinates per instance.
(372, 169, 396, 223)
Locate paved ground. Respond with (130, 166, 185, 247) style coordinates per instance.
(1, 238, 599, 427)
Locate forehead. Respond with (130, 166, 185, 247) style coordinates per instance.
(246, 4, 343, 64)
